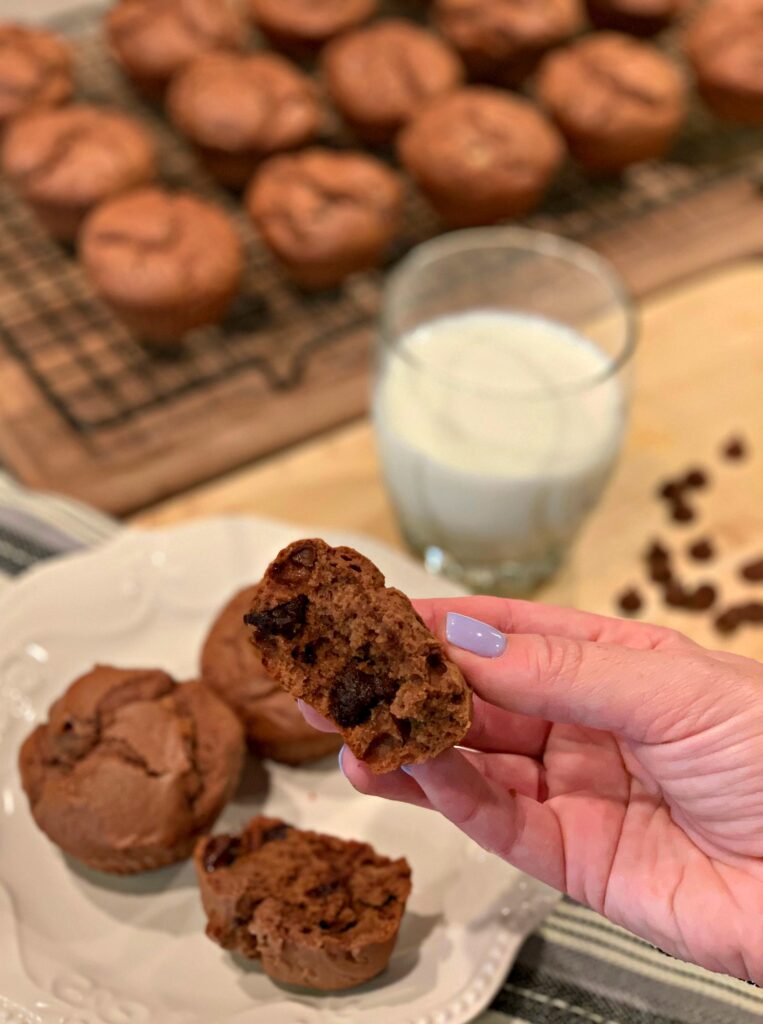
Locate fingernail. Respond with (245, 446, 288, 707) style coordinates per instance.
(338, 745, 347, 778)
(297, 698, 307, 717)
(446, 613, 507, 657)
(400, 763, 417, 777)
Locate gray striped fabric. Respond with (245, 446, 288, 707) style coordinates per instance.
(1, 470, 761, 1023)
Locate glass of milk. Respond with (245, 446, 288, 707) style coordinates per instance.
(374, 228, 637, 595)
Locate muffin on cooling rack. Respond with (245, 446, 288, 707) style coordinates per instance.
(322, 19, 464, 143)
(684, 0, 763, 124)
(246, 148, 403, 289)
(0, 103, 157, 242)
(432, 0, 584, 84)
(79, 186, 244, 342)
(398, 87, 564, 227)
(585, 0, 689, 35)
(106, 0, 246, 98)
(536, 33, 687, 172)
(247, 0, 377, 55)
(0, 23, 73, 133)
(166, 51, 322, 189)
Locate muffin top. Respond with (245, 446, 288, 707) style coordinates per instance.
(0, 23, 73, 128)
(79, 187, 243, 308)
(399, 87, 564, 195)
(248, 0, 377, 43)
(107, 0, 245, 83)
(246, 148, 402, 263)
(167, 51, 321, 153)
(685, 0, 763, 91)
(1, 104, 156, 206)
(323, 19, 464, 135)
(536, 33, 686, 136)
(201, 585, 280, 706)
(433, 0, 584, 58)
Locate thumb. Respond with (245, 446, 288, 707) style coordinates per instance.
(444, 613, 731, 743)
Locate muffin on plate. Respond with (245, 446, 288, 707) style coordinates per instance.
(106, 0, 246, 98)
(322, 19, 464, 143)
(246, 148, 403, 289)
(432, 0, 584, 84)
(0, 103, 157, 241)
(79, 186, 243, 342)
(196, 815, 412, 990)
(201, 585, 342, 764)
(19, 666, 245, 874)
(536, 33, 686, 172)
(0, 23, 73, 133)
(248, 0, 377, 55)
(167, 51, 321, 189)
(684, 0, 763, 123)
(585, 0, 689, 35)
(398, 87, 564, 227)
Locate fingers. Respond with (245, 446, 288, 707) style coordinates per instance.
(297, 699, 337, 733)
(463, 695, 550, 757)
(339, 747, 432, 809)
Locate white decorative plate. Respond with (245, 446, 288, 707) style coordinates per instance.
(0, 516, 558, 1024)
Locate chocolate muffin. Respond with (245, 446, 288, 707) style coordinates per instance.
(246, 148, 403, 288)
(685, 0, 763, 124)
(19, 666, 245, 874)
(201, 585, 342, 764)
(398, 87, 564, 227)
(79, 187, 243, 342)
(245, 539, 472, 774)
(167, 51, 321, 189)
(322, 19, 464, 143)
(196, 816, 412, 990)
(432, 0, 584, 83)
(248, 0, 377, 55)
(536, 33, 686, 172)
(0, 24, 73, 133)
(0, 104, 157, 241)
(586, 0, 689, 35)
(106, 0, 246, 98)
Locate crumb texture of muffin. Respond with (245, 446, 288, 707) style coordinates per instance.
(18, 666, 245, 874)
(685, 0, 763, 124)
(201, 585, 342, 763)
(246, 148, 402, 288)
(79, 186, 243, 341)
(245, 539, 472, 773)
(536, 33, 686, 171)
(433, 0, 584, 81)
(106, 0, 245, 95)
(248, 0, 377, 51)
(0, 23, 73, 130)
(323, 19, 464, 141)
(585, 0, 688, 35)
(0, 103, 157, 241)
(398, 87, 564, 226)
(167, 51, 321, 188)
(195, 815, 412, 990)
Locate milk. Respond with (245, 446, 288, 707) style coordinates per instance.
(374, 310, 627, 571)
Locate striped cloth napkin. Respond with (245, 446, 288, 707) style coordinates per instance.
(1, 469, 761, 1024)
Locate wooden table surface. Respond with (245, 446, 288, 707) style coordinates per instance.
(134, 260, 763, 660)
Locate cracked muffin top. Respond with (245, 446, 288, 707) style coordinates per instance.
(0, 23, 73, 129)
(18, 665, 244, 873)
(248, 0, 377, 49)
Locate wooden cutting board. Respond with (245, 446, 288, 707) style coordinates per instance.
(0, 16, 761, 516)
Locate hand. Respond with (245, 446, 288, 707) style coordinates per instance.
(300, 597, 763, 984)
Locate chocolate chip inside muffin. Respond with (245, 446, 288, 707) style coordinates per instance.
(0, 103, 157, 242)
(536, 33, 686, 172)
(200, 585, 342, 764)
(245, 539, 472, 773)
(322, 19, 464, 143)
(167, 51, 322, 189)
(248, 0, 377, 55)
(195, 815, 411, 990)
(18, 666, 245, 874)
(245, 148, 403, 288)
(0, 23, 73, 132)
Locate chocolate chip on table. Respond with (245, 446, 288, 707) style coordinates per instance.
(744, 601, 763, 622)
(714, 601, 763, 634)
(646, 540, 670, 563)
(649, 561, 673, 583)
(618, 588, 643, 614)
(664, 581, 688, 607)
(203, 835, 243, 873)
(658, 480, 683, 501)
(741, 557, 763, 582)
(722, 435, 747, 461)
(683, 468, 708, 489)
(328, 665, 397, 728)
(245, 594, 308, 639)
(688, 538, 715, 561)
(683, 584, 717, 611)
(670, 500, 695, 523)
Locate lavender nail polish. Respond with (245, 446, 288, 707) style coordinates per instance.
(446, 613, 506, 658)
(338, 745, 347, 777)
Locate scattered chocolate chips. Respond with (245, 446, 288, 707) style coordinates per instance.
(664, 581, 688, 608)
(688, 538, 714, 561)
(722, 436, 747, 461)
(741, 557, 763, 582)
(671, 500, 695, 523)
(714, 601, 763, 634)
(203, 835, 243, 873)
(245, 594, 308, 639)
(328, 665, 398, 728)
(683, 584, 717, 611)
(618, 588, 643, 614)
(647, 540, 669, 562)
(658, 480, 682, 501)
(683, 468, 708, 489)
